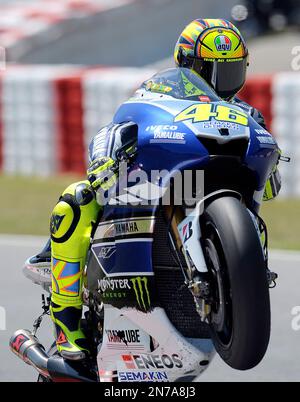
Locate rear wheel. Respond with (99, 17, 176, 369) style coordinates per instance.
(202, 196, 270, 370)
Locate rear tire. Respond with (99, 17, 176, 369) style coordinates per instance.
(202, 196, 270, 370)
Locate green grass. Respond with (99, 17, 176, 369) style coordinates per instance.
(260, 199, 300, 250)
(0, 175, 82, 236)
(0, 175, 299, 250)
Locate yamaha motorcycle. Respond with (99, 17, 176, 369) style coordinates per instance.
(10, 67, 279, 382)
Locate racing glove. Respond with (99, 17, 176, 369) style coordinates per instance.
(87, 156, 118, 192)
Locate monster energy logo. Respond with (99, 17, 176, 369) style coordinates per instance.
(130, 277, 151, 312)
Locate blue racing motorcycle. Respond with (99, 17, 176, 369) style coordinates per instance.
(11, 67, 279, 382)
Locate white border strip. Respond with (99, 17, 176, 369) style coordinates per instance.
(106, 272, 154, 278)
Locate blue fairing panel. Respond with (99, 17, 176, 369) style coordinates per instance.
(92, 240, 153, 277)
(246, 117, 279, 190)
(114, 100, 210, 172)
(95, 73, 280, 277)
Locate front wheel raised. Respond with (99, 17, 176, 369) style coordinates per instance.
(202, 196, 271, 370)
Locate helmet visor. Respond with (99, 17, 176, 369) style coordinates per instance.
(193, 57, 248, 99)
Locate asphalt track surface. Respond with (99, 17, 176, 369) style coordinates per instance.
(0, 234, 299, 382)
(14, 0, 238, 65)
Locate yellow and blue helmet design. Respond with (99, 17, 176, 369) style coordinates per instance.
(174, 19, 249, 99)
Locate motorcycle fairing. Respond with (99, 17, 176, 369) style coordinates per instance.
(96, 305, 215, 382)
(90, 215, 155, 279)
(88, 68, 280, 381)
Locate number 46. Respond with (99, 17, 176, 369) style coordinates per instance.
(174, 103, 248, 126)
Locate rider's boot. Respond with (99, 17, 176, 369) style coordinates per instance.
(50, 181, 101, 360)
(50, 303, 89, 361)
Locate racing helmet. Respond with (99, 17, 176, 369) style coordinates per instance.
(174, 19, 249, 99)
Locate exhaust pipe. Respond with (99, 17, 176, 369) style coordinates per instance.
(9, 329, 50, 378)
(10, 329, 98, 382)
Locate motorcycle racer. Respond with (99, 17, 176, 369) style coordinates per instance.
(24, 18, 281, 361)
(174, 19, 265, 127)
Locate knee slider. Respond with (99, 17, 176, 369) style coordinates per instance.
(50, 194, 81, 243)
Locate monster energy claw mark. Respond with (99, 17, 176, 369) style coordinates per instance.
(130, 277, 151, 311)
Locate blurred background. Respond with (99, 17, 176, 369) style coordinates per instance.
(0, 0, 300, 382)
